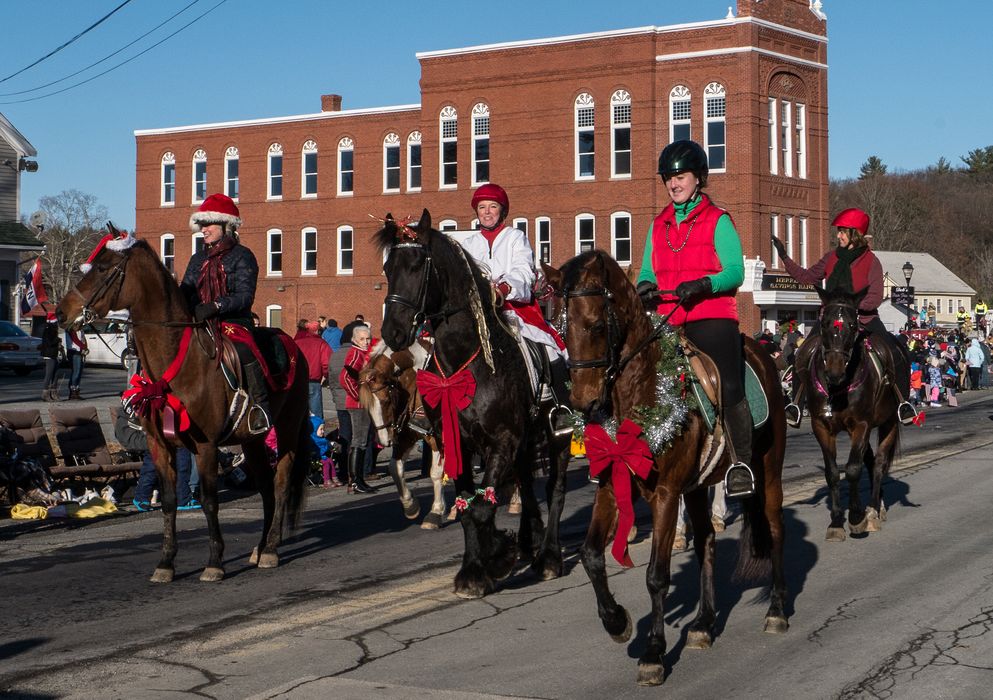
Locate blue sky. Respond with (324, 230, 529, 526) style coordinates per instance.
(3, 0, 991, 230)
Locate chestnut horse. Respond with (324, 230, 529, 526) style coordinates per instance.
(374, 209, 572, 598)
(359, 339, 447, 530)
(545, 251, 788, 686)
(803, 286, 900, 541)
(57, 234, 311, 583)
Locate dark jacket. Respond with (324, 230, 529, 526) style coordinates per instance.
(113, 409, 147, 456)
(39, 323, 60, 359)
(179, 241, 259, 324)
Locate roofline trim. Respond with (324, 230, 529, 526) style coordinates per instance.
(656, 46, 827, 70)
(134, 104, 421, 137)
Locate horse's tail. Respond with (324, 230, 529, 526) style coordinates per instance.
(733, 488, 774, 584)
(285, 417, 311, 531)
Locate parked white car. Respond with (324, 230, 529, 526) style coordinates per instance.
(81, 320, 133, 368)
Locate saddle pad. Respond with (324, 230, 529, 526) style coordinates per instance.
(689, 361, 769, 433)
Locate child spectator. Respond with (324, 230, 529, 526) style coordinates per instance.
(909, 362, 922, 407)
(310, 415, 342, 487)
(926, 357, 942, 408)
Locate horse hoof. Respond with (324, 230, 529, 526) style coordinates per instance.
(825, 527, 847, 542)
(685, 629, 713, 649)
(199, 567, 225, 582)
(711, 515, 726, 533)
(531, 552, 563, 581)
(454, 565, 491, 599)
(672, 534, 688, 552)
(627, 525, 638, 544)
(257, 552, 279, 569)
(607, 608, 633, 644)
(865, 508, 882, 532)
(849, 516, 869, 535)
(879, 504, 888, 521)
(248, 546, 259, 565)
(150, 568, 174, 583)
(764, 616, 789, 634)
(446, 505, 458, 521)
(636, 663, 665, 686)
(421, 512, 443, 530)
(402, 498, 420, 520)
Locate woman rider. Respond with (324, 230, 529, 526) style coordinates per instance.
(773, 208, 917, 427)
(635, 140, 754, 498)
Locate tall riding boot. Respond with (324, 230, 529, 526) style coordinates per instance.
(347, 448, 374, 494)
(723, 399, 756, 498)
(548, 357, 576, 436)
(243, 361, 271, 434)
(889, 344, 918, 425)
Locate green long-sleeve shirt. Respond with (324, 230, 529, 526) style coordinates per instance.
(636, 195, 745, 293)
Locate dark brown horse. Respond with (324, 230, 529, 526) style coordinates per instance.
(803, 286, 900, 541)
(545, 250, 788, 686)
(56, 233, 311, 583)
(359, 339, 447, 529)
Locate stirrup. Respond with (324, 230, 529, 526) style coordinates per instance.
(724, 462, 755, 499)
(408, 414, 432, 436)
(247, 405, 271, 435)
(549, 404, 577, 437)
(784, 403, 802, 428)
(897, 401, 918, 426)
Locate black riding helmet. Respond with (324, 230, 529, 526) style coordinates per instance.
(657, 140, 709, 187)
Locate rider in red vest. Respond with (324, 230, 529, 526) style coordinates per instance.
(635, 140, 754, 498)
(774, 208, 917, 426)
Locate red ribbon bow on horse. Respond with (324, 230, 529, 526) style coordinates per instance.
(416, 366, 476, 480)
(585, 419, 655, 567)
(122, 327, 193, 439)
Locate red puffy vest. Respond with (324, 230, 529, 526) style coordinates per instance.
(650, 195, 738, 326)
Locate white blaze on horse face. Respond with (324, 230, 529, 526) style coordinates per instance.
(369, 393, 391, 447)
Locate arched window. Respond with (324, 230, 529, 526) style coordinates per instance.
(338, 137, 354, 195)
(301, 140, 318, 197)
(192, 149, 207, 204)
(337, 225, 354, 274)
(301, 226, 318, 275)
(768, 72, 808, 179)
(611, 211, 632, 265)
(438, 219, 458, 232)
(575, 213, 595, 254)
(161, 152, 176, 206)
(704, 82, 726, 172)
(267, 228, 283, 275)
(535, 217, 551, 265)
(407, 131, 422, 191)
(383, 133, 400, 192)
(575, 93, 595, 180)
(439, 106, 458, 188)
(268, 143, 284, 199)
(669, 85, 691, 143)
(224, 146, 239, 200)
(472, 103, 490, 185)
(265, 305, 282, 329)
(160, 233, 175, 273)
(610, 90, 631, 178)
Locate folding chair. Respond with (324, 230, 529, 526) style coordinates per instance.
(0, 408, 57, 470)
(48, 406, 143, 492)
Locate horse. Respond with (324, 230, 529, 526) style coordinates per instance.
(802, 286, 900, 541)
(359, 339, 448, 530)
(544, 250, 788, 687)
(374, 209, 572, 598)
(56, 233, 311, 583)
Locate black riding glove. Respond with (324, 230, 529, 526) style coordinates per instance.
(194, 302, 221, 322)
(636, 280, 660, 310)
(675, 277, 712, 304)
(770, 234, 787, 258)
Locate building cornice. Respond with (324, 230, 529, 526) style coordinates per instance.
(657, 46, 827, 70)
(134, 104, 421, 138)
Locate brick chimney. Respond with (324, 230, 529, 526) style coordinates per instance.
(321, 94, 342, 112)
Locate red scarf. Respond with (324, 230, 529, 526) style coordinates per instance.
(197, 236, 236, 304)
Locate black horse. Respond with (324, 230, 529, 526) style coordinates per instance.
(374, 209, 571, 598)
(805, 286, 900, 541)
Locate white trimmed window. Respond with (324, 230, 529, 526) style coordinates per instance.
(768, 98, 778, 175)
(780, 101, 793, 178)
(407, 131, 422, 191)
(439, 219, 458, 232)
(338, 137, 354, 195)
(611, 212, 632, 266)
(670, 85, 691, 142)
(512, 217, 528, 236)
(472, 103, 490, 186)
(440, 106, 458, 188)
(575, 93, 595, 180)
(268, 143, 283, 199)
(192, 149, 207, 204)
(193, 232, 205, 256)
(770, 214, 780, 268)
(536, 217, 551, 265)
(704, 82, 726, 172)
(160, 233, 175, 274)
(610, 90, 631, 178)
(383, 133, 400, 193)
(224, 146, 239, 200)
(784, 215, 794, 259)
(301, 226, 318, 275)
(266, 305, 282, 329)
(798, 217, 808, 267)
(795, 103, 807, 179)
(470, 218, 480, 230)
(337, 225, 353, 274)
(161, 152, 176, 206)
(576, 214, 595, 254)
(267, 229, 283, 276)
(301, 140, 318, 197)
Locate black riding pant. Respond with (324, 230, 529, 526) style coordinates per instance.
(683, 319, 745, 406)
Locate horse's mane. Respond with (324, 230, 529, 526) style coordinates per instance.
(126, 239, 191, 314)
(558, 249, 608, 291)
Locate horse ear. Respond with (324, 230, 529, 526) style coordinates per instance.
(383, 213, 397, 233)
(814, 285, 830, 304)
(106, 221, 120, 237)
(541, 261, 563, 293)
(418, 208, 432, 233)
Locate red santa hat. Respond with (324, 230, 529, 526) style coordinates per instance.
(190, 193, 242, 232)
(80, 225, 137, 273)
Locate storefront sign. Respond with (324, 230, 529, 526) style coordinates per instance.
(760, 274, 817, 292)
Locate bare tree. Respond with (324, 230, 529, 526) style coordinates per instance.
(34, 189, 109, 302)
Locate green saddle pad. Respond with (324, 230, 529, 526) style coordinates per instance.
(688, 361, 769, 433)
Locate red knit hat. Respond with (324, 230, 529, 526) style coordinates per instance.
(190, 193, 242, 232)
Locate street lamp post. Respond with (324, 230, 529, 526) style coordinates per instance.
(902, 261, 915, 329)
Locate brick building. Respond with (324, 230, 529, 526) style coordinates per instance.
(135, 0, 830, 335)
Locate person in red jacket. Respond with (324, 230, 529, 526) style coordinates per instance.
(294, 319, 332, 419)
(635, 140, 754, 498)
(338, 325, 375, 494)
(774, 208, 916, 426)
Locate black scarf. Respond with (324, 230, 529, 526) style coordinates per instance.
(826, 245, 866, 293)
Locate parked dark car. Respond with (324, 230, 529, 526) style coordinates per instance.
(0, 320, 43, 375)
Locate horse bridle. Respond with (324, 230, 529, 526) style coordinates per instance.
(818, 302, 859, 368)
(384, 240, 470, 339)
(68, 257, 129, 327)
(362, 372, 409, 435)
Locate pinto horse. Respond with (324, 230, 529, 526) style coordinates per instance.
(374, 209, 571, 598)
(359, 339, 447, 530)
(545, 250, 788, 686)
(803, 286, 900, 541)
(56, 234, 311, 583)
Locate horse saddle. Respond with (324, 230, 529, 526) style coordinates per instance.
(680, 336, 769, 433)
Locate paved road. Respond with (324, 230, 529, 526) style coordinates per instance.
(2, 380, 992, 698)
